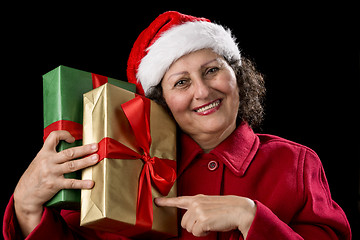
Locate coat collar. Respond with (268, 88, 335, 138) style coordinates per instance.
(178, 122, 260, 177)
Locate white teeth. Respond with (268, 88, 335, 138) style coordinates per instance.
(195, 100, 220, 113)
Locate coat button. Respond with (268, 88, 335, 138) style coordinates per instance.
(208, 160, 218, 171)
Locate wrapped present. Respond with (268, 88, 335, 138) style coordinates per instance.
(43, 65, 136, 209)
(81, 83, 177, 239)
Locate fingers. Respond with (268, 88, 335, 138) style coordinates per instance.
(181, 210, 206, 236)
(61, 178, 94, 189)
(42, 130, 99, 164)
(156, 195, 211, 237)
(156, 195, 252, 237)
(43, 130, 75, 151)
(14, 131, 99, 213)
(42, 131, 99, 188)
(155, 196, 202, 235)
(60, 153, 99, 174)
(56, 143, 98, 163)
(155, 196, 191, 210)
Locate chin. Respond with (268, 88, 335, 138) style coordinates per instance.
(197, 120, 233, 135)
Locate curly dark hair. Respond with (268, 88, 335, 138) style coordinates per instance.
(147, 55, 266, 129)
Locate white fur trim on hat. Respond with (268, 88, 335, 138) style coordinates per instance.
(136, 21, 241, 95)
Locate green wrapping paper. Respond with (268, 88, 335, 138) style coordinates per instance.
(43, 65, 136, 209)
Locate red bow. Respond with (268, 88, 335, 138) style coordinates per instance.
(96, 95, 176, 231)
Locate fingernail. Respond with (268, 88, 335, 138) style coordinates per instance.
(91, 143, 98, 150)
(91, 154, 99, 162)
(154, 197, 161, 206)
(86, 180, 95, 189)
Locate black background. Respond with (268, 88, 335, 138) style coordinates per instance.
(2, 2, 359, 239)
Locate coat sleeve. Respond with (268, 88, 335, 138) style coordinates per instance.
(246, 149, 351, 240)
(3, 195, 132, 240)
(3, 195, 84, 240)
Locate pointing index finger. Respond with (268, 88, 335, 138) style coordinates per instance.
(155, 196, 191, 210)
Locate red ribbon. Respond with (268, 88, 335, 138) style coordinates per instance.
(91, 73, 108, 89)
(43, 73, 109, 142)
(43, 120, 83, 142)
(96, 95, 176, 231)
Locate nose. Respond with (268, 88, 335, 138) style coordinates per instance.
(193, 77, 210, 100)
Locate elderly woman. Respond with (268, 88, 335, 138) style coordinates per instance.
(4, 11, 351, 240)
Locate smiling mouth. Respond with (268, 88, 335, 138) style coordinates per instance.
(193, 99, 222, 113)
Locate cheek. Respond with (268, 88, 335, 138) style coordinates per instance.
(216, 71, 238, 97)
(163, 92, 191, 117)
(229, 84, 240, 111)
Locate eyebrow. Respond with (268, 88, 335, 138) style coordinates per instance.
(200, 58, 219, 68)
(168, 71, 188, 80)
(167, 58, 219, 81)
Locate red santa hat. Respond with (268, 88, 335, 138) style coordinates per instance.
(127, 11, 241, 96)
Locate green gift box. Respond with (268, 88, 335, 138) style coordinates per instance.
(43, 65, 136, 209)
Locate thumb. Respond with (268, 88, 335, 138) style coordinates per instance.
(43, 130, 75, 151)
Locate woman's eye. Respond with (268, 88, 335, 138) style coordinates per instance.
(206, 67, 219, 75)
(174, 79, 187, 87)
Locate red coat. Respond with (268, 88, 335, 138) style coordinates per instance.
(3, 122, 351, 239)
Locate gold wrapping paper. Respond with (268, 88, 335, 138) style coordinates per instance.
(80, 83, 177, 238)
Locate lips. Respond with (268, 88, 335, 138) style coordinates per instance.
(193, 99, 222, 114)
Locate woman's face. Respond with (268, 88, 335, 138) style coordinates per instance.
(162, 49, 239, 139)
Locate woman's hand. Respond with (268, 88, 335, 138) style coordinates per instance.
(155, 194, 256, 239)
(13, 130, 99, 237)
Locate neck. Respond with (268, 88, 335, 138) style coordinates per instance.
(189, 123, 236, 153)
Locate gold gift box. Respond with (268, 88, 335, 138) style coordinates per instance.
(80, 83, 177, 239)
